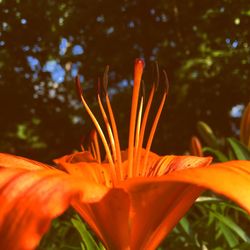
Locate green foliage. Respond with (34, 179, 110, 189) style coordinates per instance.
(161, 197, 250, 250)
(227, 137, 250, 160)
(197, 121, 220, 149)
(186, 120, 250, 250)
(39, 211, 105, 250)
(1, 0, 249, 249)
(38, 119, 250, 249)
(196, 121, 250, 161)
(1, 0, 250, 159)
(38, 210, 83, 250)
(203, 147, 228, 162)
(71, 215, 105, 250)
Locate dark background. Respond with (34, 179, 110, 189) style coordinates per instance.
(0, 0, 249, 163)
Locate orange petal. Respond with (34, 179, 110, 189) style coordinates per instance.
(121, 149, 159, 177)
(121, 148, 159, 163)
(73, 188, 130, 250)
(0, 167, 108, 250)
(57, 161, 112, 186)
(146, 154, 212, 176)
(0, 153, 52, 170)
(121, 179, 203, 249)
(121, 160, 250, 249)
(55, 152, 112, 186)
(54, 151, 96, 164)
(165, 160, 250, 212)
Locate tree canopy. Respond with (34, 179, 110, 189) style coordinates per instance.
(0, 0, 249, 161)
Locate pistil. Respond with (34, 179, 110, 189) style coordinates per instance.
(127, 59, 144, 178)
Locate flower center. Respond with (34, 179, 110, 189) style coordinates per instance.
(76, 59, 169, 186)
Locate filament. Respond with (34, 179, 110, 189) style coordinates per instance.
(105, 93, 123, 178)
(102, 66, 123, 179)
(135, 84, 155, 176)
(76, 76, 117, 184)
(133, 96, 144, 176)
(141, 71, 169, 175)
(97, 93, 121, 180)
(91, 130, 101, 163)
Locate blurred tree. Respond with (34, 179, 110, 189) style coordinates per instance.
(0, 0, 249, 162)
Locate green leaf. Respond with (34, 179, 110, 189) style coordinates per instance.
(203, 147, 228, 162)
(179, 216, 193, 237)
(227, 137, 250, 160)
(98, 243, 106, 250)
(197, 121, 219, 149)
(219, 223, 239, 248)
(71, 215, 103, 250)
(233, 242, 250, 250)
(210, 211, 250, 243)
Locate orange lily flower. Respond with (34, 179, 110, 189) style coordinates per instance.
(0, 59, 250, 250)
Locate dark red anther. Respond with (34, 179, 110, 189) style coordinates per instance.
(103, 65, 109, 93)
(162, 70, 169, 94)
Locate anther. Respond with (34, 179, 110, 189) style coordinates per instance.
(162, 70, 169, 94)
(103, 65, 109, 93)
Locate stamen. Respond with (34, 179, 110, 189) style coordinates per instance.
(97, 97, 116, 160)
(141, 80, 146, 102)
(80, 144, 85, 152)
(135, 83, 155, 176)
(76, 76, 117, 184)
(127, 59, 144, 178)
(80, 136, 86, 152)
(135, 97, 144, 149)
(103, 66, 123, 178)
(97, 82, 121, 181)
(133, 96, 144, 176)
(90, 142, 97, 160)
(141, 70, 169, 175)
(152, 61, 160, 90)
(135, 79, 146, 155)
(105, 95, 123, 176)
(90, 129, 101, 163)
(103, 65, 109, 93)
(97, 81, 116, 162)
(135, 63, 159, 176)
(163, 70, 170, 93)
